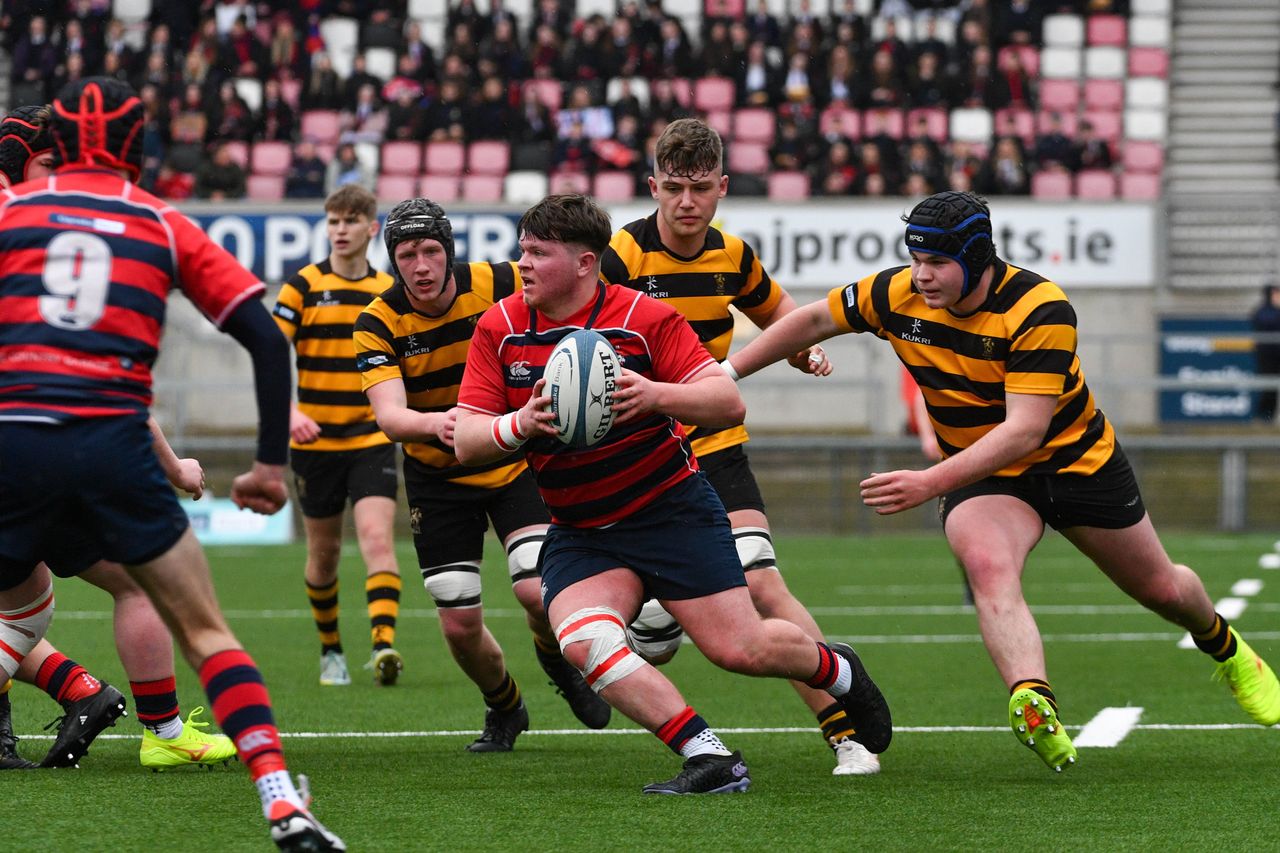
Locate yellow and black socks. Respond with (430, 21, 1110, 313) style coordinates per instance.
(1191, 613, 1238, 662)
(365, 571, 402, 651)
(1011, 678, 1059, 712)
(817, 701, 855, 745)
(482, 672, 523, 712)
(306, 579, 341, 654)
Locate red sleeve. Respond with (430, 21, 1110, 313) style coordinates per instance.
(648, 302, 718, 385)
(457, 306, 511, 416)
(165, 208, 265, 327)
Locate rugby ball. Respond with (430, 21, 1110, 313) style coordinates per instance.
(545, 329, 620, 448)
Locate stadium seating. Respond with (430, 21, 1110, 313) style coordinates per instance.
(1040, 47, 1083, 79)
(1128, 47, 1169, 78)
(381, 142, 423, 176)
(1087, 15, 1128, 47)
(1039, 79, 1080, 114)
(819, 104, 860, 141)
(418, 175, 460, 203)
(863, 108, 904, 140)
(1043, 15, 1085, 48)
(1076, 169, 1117, 200)
(246, 175, 285, 201)
(1127, 77, 1169, 110)
(250, 141, 292, 177)
(300, 111, 342, 145)
(468, 141, 511, 177)
(376, 174, 417, 201)
(424, 141, 466, 176)
(906, 108, 948, 143)
(234, 78, 263, 113)
(460, 174, 504, 203)
(994, 108, 1034, 146)
(522, 79, 563, 112)
(727, 142, 769, 175)
(1085, 46, 1126, 79)
(1122, 140, 1165, 173)
(767, 171, 810, 201)
(1120, 171, 1162, 200)
(504, 171, 549, 205)
(999, 45, 1040, 77)
(1130, 16, 1172, 48)
(1125, 109, 1167, 141)
(222, 141, 250, 170)
(692, 77, 735, 113)
(592, 171, 636, 202)
(113, 0, 151, 23)
(949, 108, 993, 144)
(363, 48, 397, 82)
(1031, 171, 1073, 199)
(706, 109, 733, 139)
(1084, 79, 1124, 112)
(1083, 110, 1123, 143)
(549, 172, 591, 194)
(733, 108, 775, 145)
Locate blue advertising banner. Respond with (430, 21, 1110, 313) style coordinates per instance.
(1159, 317, 1255, 422)
(180, 497, 294, 545)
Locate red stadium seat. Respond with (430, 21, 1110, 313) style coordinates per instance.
(592, 170, 636, 201)
(549, 171, 591, 194)
(380, 142, 423, 176)
(733, 108, 775, 145)
(693, 76, 735, 113)
(1119, 171, 1161, 200)
(1082, 110, 1123, 143)
(1121, 140, 1164, 173)
(246, 174, 285, 201)
(1075, 169, 1117, 199)
(418, 175, 460, 203)
(300, 110, 341, 145)
(250, 141, 292, 177)
(1087, 14, 1127, 47)
(993, 108, 1035, 146)
(1031, 170, 1073, 199)
(460, 174, 504, 202)
(375, 174, 418, 200)
(424, 141, 466, 176)
(1083, 79, 1124, 112)
(819, 104, 861, 141)
(467, 140, 511, 176)
(906, 108, 948, 143)
(862, 108, 904, 140)
(727, 141, 769, 174)
(522, 79, 563, 112)
(1038, 79, 1080, 114)
(222, 141, 250, 169)
(767, 171, 810, 200)
(1128, 47, 1169, 78)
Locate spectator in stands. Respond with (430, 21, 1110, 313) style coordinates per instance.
(194, 141, 248, 200)
(902, 139, 946, 192)
(949, 17, 988, 77)
(648, 78, 693, 124)
(11, 16, 58, 102)
(214, 0, 254, 35)
(68, 0, 107, 49)
(564, 16, 609, 82)
(325, 142, 374, 194)
(955, 44, 1010, 111)
(469, 76, 515, 142)
(609, 77, 645, 126)
(211, 79, 255, 142)
(478, 16, 524, 80)
(657, 16, 695, 79)
(153, 160, 196, 200)
(1252, 282, 1280, 422)
(448, 20, 481, 69)
(135, 51, 171, 99)
(605, 16, 647, 80)
(268, 13, 306, 79)
(861, 171, 888, 196)
(139, 84, 169, 190)
(102, 51, 134, 87)
(142, 22, 179, 77)
(872, 18, 911, 73)
(558, 84, 614, 141)
(189, 17, 226, 77)
(51, 54, 89, 105)
(285, 140, 328, 199)
(789, 0, 826, 43)
(746, 0, 782, 47)
(814, 138, 858, 196)
(257, 78, 296, 142)
(947, 164, 974, 192)
(449, 0, 486, 37)
(303, 52, 344, 111)
(178, 48, 212, 99)
(224, 15, 265, 79)
(403, 20, 440, 83)
(1073, 120, 1114, 172)
(994, 0, 1043, 47)
(944, 139, 984, 184)
(528, 0, 572, 44)
(343, 54, 383, 111)
(552, 118, 597, 176)
(514, 84, 557, 146)
(975, 135, 1029, 195)
(702, 20, 737, 78)
(820, 43, 857, 108)
(340, 83, 389, 145)
(102, 18, 134, 77)
(782, 51, 815, 106)
(856, 140, 899, 195)
(361, 7, 402, 51)
(1034, 112, 1076, 172)
(529, 24, 563, 79)
(737, 40, 782, 107)
(170, 82, 211, 158)
(484, 0, 520, 42)
(903, 172, 936, 197)
(913, 16, 950, 66)
(62, 20, 98, 77)
(829, 0, 866, 40)
(996, 46, 1035, 111)
(907, 51, 951, 108)
(422, 78, 467, 142)
(770, 116, 814, 172)
(858, 49, 908, 109)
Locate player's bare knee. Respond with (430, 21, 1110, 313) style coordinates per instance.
(556, 606, 645, 692)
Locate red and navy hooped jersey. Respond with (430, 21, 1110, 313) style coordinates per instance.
(0, 167, 264, 422)
(458, 283, 717, 528)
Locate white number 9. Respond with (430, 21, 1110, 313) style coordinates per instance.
(39, 230, 113, 331)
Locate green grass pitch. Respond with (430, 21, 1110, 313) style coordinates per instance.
(10, 531, 1280, 851)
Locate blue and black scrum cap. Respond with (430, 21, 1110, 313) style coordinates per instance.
(384, 197, 454, 277)
(903, 191, 996, 298)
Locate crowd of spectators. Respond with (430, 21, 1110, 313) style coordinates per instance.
(2, 0, 1136, 202)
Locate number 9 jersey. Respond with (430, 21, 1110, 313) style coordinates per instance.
(0, 167, 265, 422)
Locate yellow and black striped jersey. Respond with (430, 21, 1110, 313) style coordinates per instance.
(600, 213, 784, 457)
(272, 260, 393, 452)
(826, 260, 1115, 476)
(354, 261, 525, 489)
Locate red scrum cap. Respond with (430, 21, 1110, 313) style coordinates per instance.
(49, 77, 144, 182)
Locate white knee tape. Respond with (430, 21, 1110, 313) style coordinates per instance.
(506, 533, 544, 584)
(0, 584, 54, 678)
(733, 527, 777, 572)
(421, 562, 482, 608)
(626, 599, 684, 663)
(556, 606, 645, 692)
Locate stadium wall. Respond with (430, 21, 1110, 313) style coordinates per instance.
(158, 198, 1182, 437)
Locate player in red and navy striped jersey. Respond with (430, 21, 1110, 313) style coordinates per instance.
(456, 194, 891, 795)
(0, 78, 342, 851)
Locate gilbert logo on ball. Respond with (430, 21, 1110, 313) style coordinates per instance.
(545, 329, 620, 448)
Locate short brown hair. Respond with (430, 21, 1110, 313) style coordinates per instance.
(324, 184, 377, 219)
(653, 118, 722, 179)
(517, 194, 612, 258)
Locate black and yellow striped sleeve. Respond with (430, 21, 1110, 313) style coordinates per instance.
(730, 240, 782, 323)
(354, 302, 402, 392)
(272, 271, 310, 340)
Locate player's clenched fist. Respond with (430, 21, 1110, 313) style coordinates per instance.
(231, 462, 288, 514)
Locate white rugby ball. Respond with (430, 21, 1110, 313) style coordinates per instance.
(545, 329, 620, 448)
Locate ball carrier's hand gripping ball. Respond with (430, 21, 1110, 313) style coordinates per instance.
(545, 329, 621, 448)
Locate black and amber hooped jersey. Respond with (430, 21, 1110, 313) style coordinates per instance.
(826, 260, 1116, 476)
(273, 260, 393, 452)
(354, 261, 524, 489)
(601, 213, 783, 457)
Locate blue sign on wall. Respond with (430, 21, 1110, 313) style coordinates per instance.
(1159, 317, 1255, 422)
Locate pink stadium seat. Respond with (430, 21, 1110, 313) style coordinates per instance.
(819, 104, 861, 141)
(549, 171, 591, 194)
(222, 141, 250, 169)
(468, 140, 511, 176)
(1036, 109, 1079, 136)
(250, 141, 292, 176)
(693, 76, 735, 112)
(375, 174, 418, 200)
(727, 141, 769, 174)
(998, 45, 1040, 77)
(418, 175, 460, 203)
(1120, 171, 1161, 200)
(1031, 170, 1073, 200)
(522, 79, 563, 112)
(246, 174, 285, 201)
(280, 78, 302, 110)
(1082, 110, 1122, 143)
(380, 142, 423, 176)
(994, 108, 1035, 146)
(733, 108, 775, 145)
(592, 170, 636, 202)
(906, 108, 948, 143)
(862, 108, 904, 140)
(1038, 80, 1080, 114)
(460, 174, 504, 202)
(300, 110, 341, 145)
(1122, 140, 1164, 173)
(767, 171, 810, 200)
(705, 109, 733, 139)
(668, 78, 694, 108)
(424, 141, 466, 176)
(1083, 78, 1124, 112)
(314, 143, 336, 162)
(1128, 47, 1169, 78)
(1087, 14, 1127, 47)
(705, 0, 744, 16)
(1075, 169, 1117, 199)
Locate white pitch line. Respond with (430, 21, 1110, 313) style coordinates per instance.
(1179, 596, 1250, 649)
(1074, 706, 1144, 748)
(1232, 579, 1263, 597)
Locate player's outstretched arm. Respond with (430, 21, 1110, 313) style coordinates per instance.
(727, 300, 841, 380)
(612, 364, 744, 427)
(221, 298, 290, 514)
(147, 417, 205, 498)
(366, 378, 456, 446)
(455, 378, 558, 466)
(757, 292, 832, 376)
